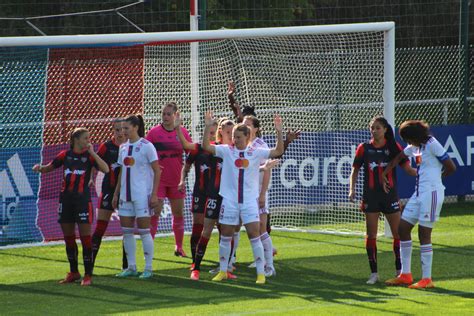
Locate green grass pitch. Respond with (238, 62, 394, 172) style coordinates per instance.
(1, 202, 473, 315)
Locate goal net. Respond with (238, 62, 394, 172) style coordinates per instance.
(0, 23, 395, 246)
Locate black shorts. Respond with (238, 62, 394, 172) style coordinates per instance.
(98, 190, 115, 211)
(58, 194, 93, 224)
(361, 192, 401, 214)
(205, 196, 222, 220)
(191, 193, 207, 214)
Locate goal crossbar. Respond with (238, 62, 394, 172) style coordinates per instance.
(0, 22, 394, 47)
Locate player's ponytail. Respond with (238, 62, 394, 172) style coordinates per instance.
(69, 127, 89, 150)
(370, 116, 400, 160)
(125, 114, 145, 138)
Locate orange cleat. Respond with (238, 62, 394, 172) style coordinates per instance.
(81, 274, 92, 286)
(190, 270, 200, 281)
(409, 278, 434, 289)
(59, 272, 81, 284)
(385, 273, 413, 286)
(226, 271, 237, 280)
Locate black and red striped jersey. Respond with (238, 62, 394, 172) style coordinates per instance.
(207, 145, 223, 199)
(52, 149, 98, 196)
(97, 139, 120, 192)
(353, 139, 408, 198)
(186, 143, 213, 196)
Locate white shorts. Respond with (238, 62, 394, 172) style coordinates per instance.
(402, 189, 444, 228)
(118, 197, 151, 218)
(219, 197, 260, 226)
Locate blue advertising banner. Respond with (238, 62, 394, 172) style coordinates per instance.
(0, 148, 43, 244)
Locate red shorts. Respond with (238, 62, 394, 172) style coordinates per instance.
(157, 183, 185, 200)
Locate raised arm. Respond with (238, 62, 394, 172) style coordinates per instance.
(202, 111, 217, 155)
(227, 81, 243, 123)
(174, 111, 196, 151)
(269, 114, 284, 158)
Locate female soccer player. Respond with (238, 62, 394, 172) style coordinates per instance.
(146, 102, 192, 257)
(33, 128, 109, 286)
(383, 120, 456, 289)
(175, 115, 236, 280)
(349, 116, 416, 285)
(91, 119, 126, 271)
(202, 111, 284, 284)
(177, 117, 218, 267)
(113, 115, 161, 279)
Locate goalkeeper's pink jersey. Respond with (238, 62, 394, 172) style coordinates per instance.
(146, 124, 192, 186)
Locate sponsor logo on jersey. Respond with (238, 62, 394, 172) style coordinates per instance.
(234, 159, 249, 169)
(123, 156, 135, 166)
(64, 169, 86, 176)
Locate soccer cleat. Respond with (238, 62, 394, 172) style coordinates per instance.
(366, 273, 379, 285)
(385, 273, 413, 286)
(116, 269, 140, 278)
(227, 264, 236, 272)
(139, 270, 153, 279)
(81, 274, 92, 286)
(212, 271, 228, 282)
(190, 270, 200, 281)
(409, 278, 435, 289)
(209, 266, 220, 274)
(226, 271, 237, 280)
(248, 261, 257, 268)
(59, 272, 81, 284)
(256, 274, 266, 284)
(189, 263, 195, 271)
(174, 247, 187, 257)
(264, 266, 276, 278)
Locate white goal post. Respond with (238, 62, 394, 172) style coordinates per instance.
(1, 22, 395, 246)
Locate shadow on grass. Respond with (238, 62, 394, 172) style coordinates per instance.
(1, 242, 473, 315)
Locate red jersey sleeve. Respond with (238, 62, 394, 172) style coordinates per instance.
(352, 143, 364, 168)
(51, 150, 67, 168)
(97, 143, 107, 159)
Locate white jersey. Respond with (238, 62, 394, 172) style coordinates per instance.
(403, 136, 449, 194)
(250, 137, 269, 188)
(118, 138, 158, 202)
(215, 144, 271, 203)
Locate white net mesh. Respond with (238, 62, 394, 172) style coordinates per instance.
(1, 26, 392, 245)
(143, 31, 387, 234)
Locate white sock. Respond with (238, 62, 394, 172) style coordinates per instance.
(139, 228, 154, 271)
(250, 237, 265, 275)
(219, 236, 232, 273)
(122, 227, 136, 270)
(400, 240, 412, 274)
(230, 231, 240, 265)
(260, 232, 274, 268)
(420, 244, 433, 279)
